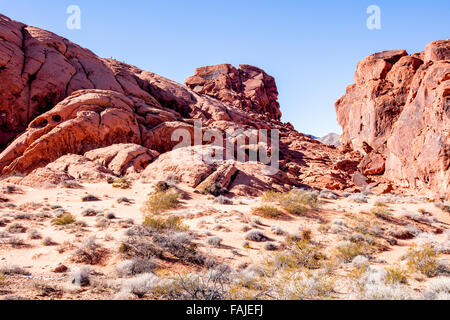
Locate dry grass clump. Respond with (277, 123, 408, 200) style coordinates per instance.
(370, 203, 391, 220)
(251, 205, 283, 219)
(142, 189, 182, 215)
(116, 258, 157, 278)
(334, 240, 367, 263)
(245, 230, 268, 242)
(6, 223, 26, 233)
(384, 265, 409, 285)
(27, 229, 42, 240)
(271, 271, 335, 300)
(405, 243, 440, 277)
(112, 177, 132, 189)
(143, 215, 188, 232)
(262, 189, 321, 215)
(0, 265, 30, 276)
(207, 236, 223, 248)
(120, 226, 205, 266)
(52, 213, 76, 225)
(71, 237, 108, 265)
(272, 239, 325, 270)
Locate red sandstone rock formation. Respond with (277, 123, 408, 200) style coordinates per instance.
(336, 40, 449, 199)
(0, 14, 361, 195)
(185, 64, 282, 120)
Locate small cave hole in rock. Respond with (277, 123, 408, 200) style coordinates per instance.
(52, 115, 62, 122)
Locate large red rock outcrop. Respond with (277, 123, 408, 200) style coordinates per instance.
(185, 64, 282, 120)
(0, 14, 361, 195)
(336, 39, 450, 199)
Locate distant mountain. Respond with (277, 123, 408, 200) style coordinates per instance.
(318, 133, 340, 147)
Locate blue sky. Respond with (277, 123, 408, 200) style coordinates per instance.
(1, 1, 449, 136)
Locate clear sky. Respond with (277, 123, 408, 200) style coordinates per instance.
(1, 0, 449, 136)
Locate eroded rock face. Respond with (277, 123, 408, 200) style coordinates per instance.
(141, 145, 291, 196)
(84, 144, 159, 176)
(336, 39, 450, 199)
(0, 14, 362, 195)
(185, 64, 282, 120)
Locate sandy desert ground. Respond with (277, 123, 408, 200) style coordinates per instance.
(0, 179, 448, 300)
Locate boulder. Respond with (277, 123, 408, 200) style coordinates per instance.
(336, 39, 449, 199)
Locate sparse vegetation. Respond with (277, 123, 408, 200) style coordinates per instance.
(245, 230, 268, 242)
(262, 189, 321, 215)
(370, 203, 391, 220)
(405, 244, 439, 277)
(385, 265, 408, 285)
(142, 189, 182, 215)
(6, 223, 26, 233)
(334, 240, 367, 263)
(251, 205, 283, 219)
(52, 213, 76, 225)
(72, 237, 108, 265)
(143, 215, 188, 232)
(112, 177, 132, 189)
(207, 236, 223, 248)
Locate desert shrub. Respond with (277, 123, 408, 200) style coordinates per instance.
(142, 189, 182, 214)
(121, 227, 204, 265)
(8, 236, 24, 247)
(117, 197, 132, 204)
(213, 195, 233, 205)
(370, 205, 391, 220)
(384, 265, 408, 285)
(271, 226, 285, 236)
(41, 237, 54, 246)
(6, 223, 26, 233)
(174, 267, 230, 300)
(273, 239, 324, 270)
(82, 208, 100, 217)
(72, 237, 107, 265)
(272, 272, 335, 300)
(245, 230, 268, 242)
(116, 258, 157, 278)
(405, 244, 439, 277)
(0, 265, 30, 276)
(112, 177, 132, 189)
(252, 205, 283, 219)
(143, 215, 188, 232)
(52, 213, 76, 225)
(320, 189, 338, 199)
(82, 194, 100, 202)
(261, 190, 280, 202)
(69, 267, 91, 287)
(27, 229, 42, 240)
(121, 273, 160, 298)
(347, 266, 414, 300)
(264, 242, 278, 251)
(334, 240, 366, 263)
(427, 277, 450, 295)
(207, 236, 223, 248)
(352, 256, 369, 268)
(331, 218, 347, 227)
(262, 189, 321, 215)
(348, 193, 368, 203)
(96, 217, 110, 229)
(202, 183, 227, 197)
